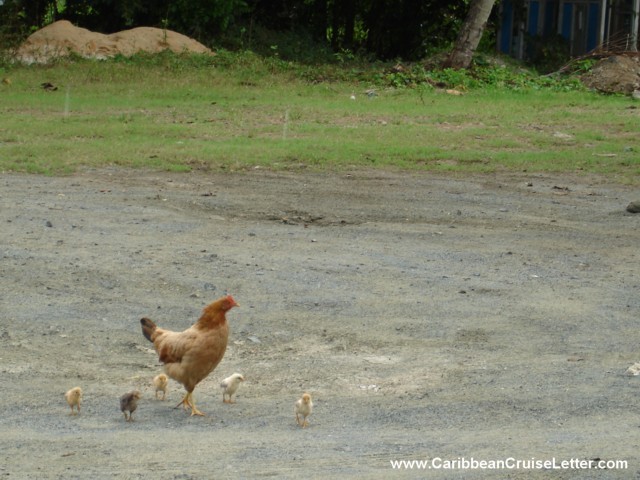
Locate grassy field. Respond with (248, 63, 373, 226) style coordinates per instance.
(0, 53, 638, 180)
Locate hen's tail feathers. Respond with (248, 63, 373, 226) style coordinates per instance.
(140, 317, 157, 342)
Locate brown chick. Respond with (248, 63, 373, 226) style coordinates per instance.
(153, 373, 169, 400)
(64, 387, 82, 415)
(120, 390, 142, 422)
(295, 393, 313, 428)
(140, 295, 239, 416)
(220, 373, 244, 404)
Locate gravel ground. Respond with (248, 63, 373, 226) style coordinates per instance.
(0, 168, 638, 479)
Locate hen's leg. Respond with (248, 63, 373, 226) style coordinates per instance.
(174, 392, 191, 411)
(189, 393, 205, 416)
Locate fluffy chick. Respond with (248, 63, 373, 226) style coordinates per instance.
(153, 373, 169, 400)
(120, 391, 142, 422)
(295, 393, 313, 428)
(220, 373, 244, 404)
(64, 387, 82, 415)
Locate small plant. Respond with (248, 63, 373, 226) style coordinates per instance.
(570, 58, 597, 74)
(527, 34, 571, 74)
(160, 18, 169, 46)
(334, 49, 356, 64)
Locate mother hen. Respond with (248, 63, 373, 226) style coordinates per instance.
(140, 295, 238, 416)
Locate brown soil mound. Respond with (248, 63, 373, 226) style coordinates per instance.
(16, 20, 213, 64)
(580, 54, 640, 94)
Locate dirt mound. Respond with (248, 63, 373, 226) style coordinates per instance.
(15, 20, 213, 64)
(580, 55, 640, 94)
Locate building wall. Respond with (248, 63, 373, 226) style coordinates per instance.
(498, 0, 608, 58)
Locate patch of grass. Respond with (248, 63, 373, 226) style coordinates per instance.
(0, 53, 637, 181)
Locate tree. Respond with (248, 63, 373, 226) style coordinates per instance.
(1, 0, 487, 61)
(444, 0, 495, 69)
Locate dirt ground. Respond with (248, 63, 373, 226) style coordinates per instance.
(580, 55, 640, 94)
(0, 168, 638, 479)
(15, 20, 213, 64)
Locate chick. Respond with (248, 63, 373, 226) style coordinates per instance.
(220, 373, 244, 404)
(64, 387, 82, 415)
(295, 393, 313, 428)
(120, 391, 142, 422)
(153, 373, 169, 400)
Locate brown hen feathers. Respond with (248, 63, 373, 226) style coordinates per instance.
(140, 295, 238, 416)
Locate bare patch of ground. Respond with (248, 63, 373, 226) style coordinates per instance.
(0, 168, 638, 478)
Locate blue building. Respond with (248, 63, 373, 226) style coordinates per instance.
(498, 0, 640, 59)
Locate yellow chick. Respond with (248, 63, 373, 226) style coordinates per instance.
(295, 393, 313, 428)
(64, 387, 82, 415)
(120, 391, 142, 422)
(153, 373, 168, 400)
(220, 373, 244, 404)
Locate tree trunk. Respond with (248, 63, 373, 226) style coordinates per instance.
(444, 0, 496, 69)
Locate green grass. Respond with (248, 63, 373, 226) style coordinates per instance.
(0, 52, 638, 181)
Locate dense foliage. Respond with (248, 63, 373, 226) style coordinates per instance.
(0, 0, 483, 60)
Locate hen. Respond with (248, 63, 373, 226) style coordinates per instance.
(140, 295, 238, 416)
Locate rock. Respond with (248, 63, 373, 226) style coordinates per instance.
(626, 201, 640, 213)
(625, 362, 640, 375)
